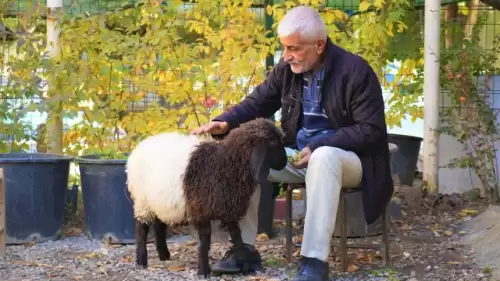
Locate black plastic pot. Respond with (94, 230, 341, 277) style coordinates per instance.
(0, 153, 73, 244)
(387, 133, 423, 186)
(77, 154, 137, 244)
(257, 180, 279, 238)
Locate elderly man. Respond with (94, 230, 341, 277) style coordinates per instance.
(191, 5, 393, 281)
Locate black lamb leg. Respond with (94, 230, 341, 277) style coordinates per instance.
(196, 221, 212, 278)
(227, 220, 244, 248)
(135, 220, 150, 268)
(153, 217, 171, 261)
(226, 221, 263, 274)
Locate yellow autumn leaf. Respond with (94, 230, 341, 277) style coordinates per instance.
(266, 5, 273, 16)
(374, 0, 385, 9)
(359, 1, 371, 12)
(256, 233, 270, 242)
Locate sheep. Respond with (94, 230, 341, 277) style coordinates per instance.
(126, 117, 288, 278)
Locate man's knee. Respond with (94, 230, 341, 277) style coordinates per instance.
(309, 146, 345, 164)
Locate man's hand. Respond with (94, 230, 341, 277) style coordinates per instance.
(190, 121, 229, 136)
(291, 146, 312, 169)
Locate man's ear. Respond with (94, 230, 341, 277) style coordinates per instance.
(250, 142, 270, 184)
(316, 39, 326, 54)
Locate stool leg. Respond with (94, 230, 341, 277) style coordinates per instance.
(381, 207, 390, 265)
(339, 193, 348, 272)
(286, 185, 293, 262)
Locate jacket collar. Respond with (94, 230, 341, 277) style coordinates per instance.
(322, 36, 343, 80)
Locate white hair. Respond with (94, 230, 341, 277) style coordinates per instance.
(277, 5, 328, 42)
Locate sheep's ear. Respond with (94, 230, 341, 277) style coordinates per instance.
(250, 142, 270, 184)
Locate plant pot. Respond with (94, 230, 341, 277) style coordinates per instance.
(257, 180, 278, 238)
(76, 154, 140, 244)
(0, 152, 73, 244)
(388, 133, 423, 186)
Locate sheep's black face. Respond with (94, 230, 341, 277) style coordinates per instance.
(250, 139, 287, 183)
(266, 139, 287, 171)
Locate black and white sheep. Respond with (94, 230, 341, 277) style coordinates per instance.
(126, 118, 288, 278)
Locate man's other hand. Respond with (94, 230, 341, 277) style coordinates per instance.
(291, 146, 312, 169)
(190, 121, 229, 136)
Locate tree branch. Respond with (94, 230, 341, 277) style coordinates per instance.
(480, 0, 500, 10)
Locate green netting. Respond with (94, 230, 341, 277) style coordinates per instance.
(10, 0, 472, 19)
(9, 0, 136, 16)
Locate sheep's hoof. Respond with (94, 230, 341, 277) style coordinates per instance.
(158, 249, 171, 261)
(136, 254, 148, 268)
(197, 270, 210, 279)
(135, 260, 148, 269)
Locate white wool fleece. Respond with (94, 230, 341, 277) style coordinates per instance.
(126, 132, 203, 224)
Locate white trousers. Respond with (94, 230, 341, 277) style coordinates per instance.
(210, 146, 363, 262)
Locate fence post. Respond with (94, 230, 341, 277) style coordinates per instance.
(423, 0, 441, 192)
(46, 0, 64, 154)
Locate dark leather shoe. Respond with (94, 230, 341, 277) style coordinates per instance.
(211, 244, 263, 274)
(291, 257, 329, 281)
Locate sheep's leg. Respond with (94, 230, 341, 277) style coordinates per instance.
(226, 221, 244, 247)
(195, 221, 211, 278)
(226, 221, 263, 274)
(135, 220, 150, 268)
(153, 218, 170, 261)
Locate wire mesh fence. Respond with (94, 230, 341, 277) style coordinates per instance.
(0, 0, 498, 158)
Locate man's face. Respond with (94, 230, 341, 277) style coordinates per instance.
(279, 33, 326, 74)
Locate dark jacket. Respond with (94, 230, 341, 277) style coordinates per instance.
(213, 37, 394, 224)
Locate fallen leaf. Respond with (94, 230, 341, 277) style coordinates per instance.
(458, 209, 479, 217)
(461, 209, 478, 215)
(347, 263, 359, 272)
(431, 228, 441, 237)
(355, 251, 372, 263)
(448, 261, 462, 265)
(459, 231, 467, 235)
(167, 264, 187, 272)
(256, 233, 269, 242)
(292, 248, 301, 257)
(444, 230, 453, 237)
(83, 252, 100, 259)
(24, 238, 38, 248)
(119, 256, 133, 263)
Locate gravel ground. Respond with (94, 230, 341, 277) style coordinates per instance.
(0, 183, 496, 281)
(0, 234, 404, 281)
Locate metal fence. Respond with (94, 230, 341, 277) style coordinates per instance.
(0, 0, 498, 156)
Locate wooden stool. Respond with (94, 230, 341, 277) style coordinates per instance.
(336, 187, 390, 272)
(284, 185, 391, 272)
